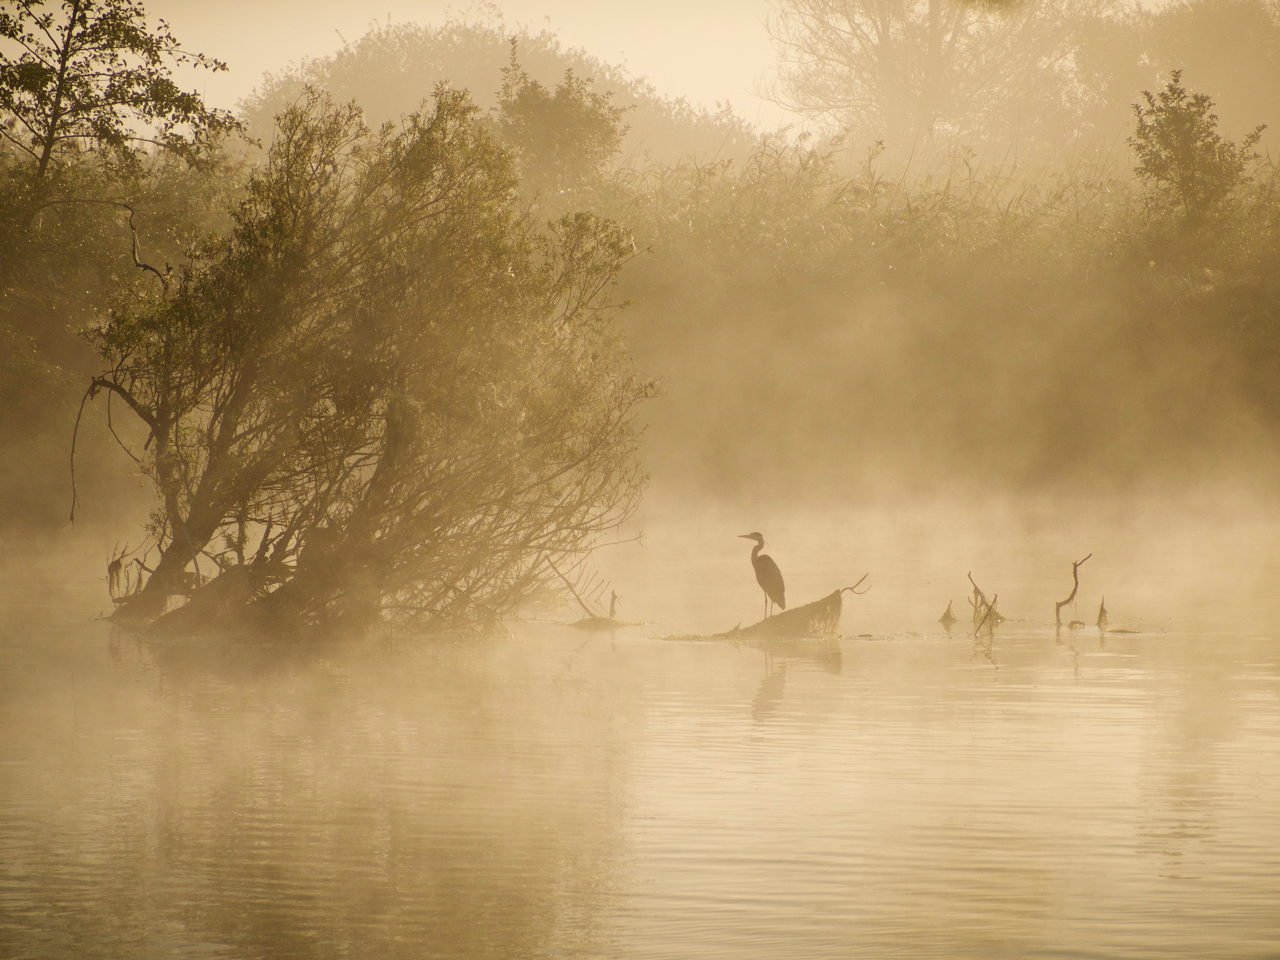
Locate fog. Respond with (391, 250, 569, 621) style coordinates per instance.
(149, 0, 789, 129)
(4, 0, 1280, 956)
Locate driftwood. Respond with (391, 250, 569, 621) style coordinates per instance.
(714, 575, 869, 640)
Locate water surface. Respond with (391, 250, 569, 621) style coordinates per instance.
(3, 512, 1279, 959)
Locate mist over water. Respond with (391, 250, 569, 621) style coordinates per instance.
(4, 499, 1280, 958)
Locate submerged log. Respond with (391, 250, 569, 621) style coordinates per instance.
(569, 589, 630, 630)
(715, 575, 869, 640)
(570, 616, 629, 631)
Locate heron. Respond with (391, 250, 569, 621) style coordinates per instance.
(739, 532, 785, 619)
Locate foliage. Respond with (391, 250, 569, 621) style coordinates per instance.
(0, 143, 243, 346)
(1130, 70, 1265, 225)
(0, 1, 251, 533)
(0, 0, 246, 373)
(495, 42, 626, 199)
(87, 89, 655, 631)
(0, 0, 240, 180)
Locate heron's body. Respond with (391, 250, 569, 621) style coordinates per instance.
(740, 533, 785, 618)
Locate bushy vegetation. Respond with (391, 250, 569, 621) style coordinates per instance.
(3, 4, 654, 634)
(601, 92, 1280, 496)
(1130, 69, 1265, 225)
(88, 89, 653, 631)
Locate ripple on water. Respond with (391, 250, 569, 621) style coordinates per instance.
(1, 614, 1278, 959)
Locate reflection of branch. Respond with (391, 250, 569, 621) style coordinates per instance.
(1054, 553, 1092, 626)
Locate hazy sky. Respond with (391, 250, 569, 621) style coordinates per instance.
(150, 0, 791, 129)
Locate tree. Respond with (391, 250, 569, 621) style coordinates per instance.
(0, 0, 239, 181)
(1130, 70, 1265, 225)
(84, 88, 655, 632)
(494, 42, 627, 200)
(768, 0, 1119, 154)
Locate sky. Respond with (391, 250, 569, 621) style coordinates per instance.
(149, 0, 792, 130)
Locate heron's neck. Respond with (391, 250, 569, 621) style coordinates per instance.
(751, 542, 763, 560)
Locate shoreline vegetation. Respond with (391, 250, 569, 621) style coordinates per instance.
(5, 2, 1280, 634)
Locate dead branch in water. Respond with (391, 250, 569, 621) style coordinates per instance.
(1055, 554, 1092, 626)
(967, 572, 1002, 636)
(974, 593, 1001, 635)
(939, 601, 957, 627)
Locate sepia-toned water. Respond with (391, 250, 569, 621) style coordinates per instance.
(3, 502, 1280, 959)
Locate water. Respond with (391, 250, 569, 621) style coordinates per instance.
(3, 508, 1280, 959)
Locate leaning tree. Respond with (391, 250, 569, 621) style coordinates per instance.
(83, 87, 656, 633)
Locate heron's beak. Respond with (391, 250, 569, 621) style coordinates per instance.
(738, 534, 752, 539)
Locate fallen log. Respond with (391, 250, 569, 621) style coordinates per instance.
(713, 575, 869, 640)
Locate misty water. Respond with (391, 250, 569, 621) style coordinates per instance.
(3, 501, 1280, 959)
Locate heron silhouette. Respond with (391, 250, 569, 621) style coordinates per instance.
(739, 532, 785, 619)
